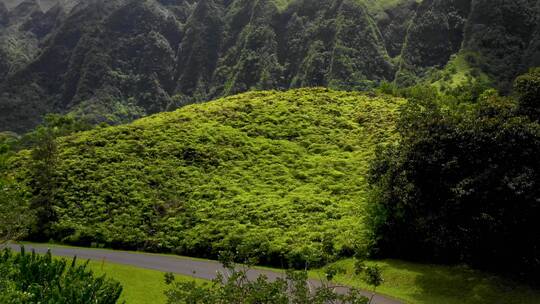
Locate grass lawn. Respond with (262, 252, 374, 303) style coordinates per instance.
(17, 242, 205, 304)
(311, 259, 540, 304)
(84, 259, 206, 304)
(85, 256, 540, 304)
(26, 242, 540, 304)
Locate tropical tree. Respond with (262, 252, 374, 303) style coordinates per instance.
(368, 79, 540, 279)
(25, 114, 91, 240)
(0, 175, 33, 245)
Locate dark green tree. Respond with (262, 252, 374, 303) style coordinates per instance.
(30, 130, 58, 240)
(26, 114, 91, 240)
(27, 123, 59, 240)
(514, 67, 540, 121)
(363, 266, 383, 304)
(352, 256, 383, 304)
(368, 84, 540, 279)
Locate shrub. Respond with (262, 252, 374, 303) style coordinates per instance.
(164, 254, 368, 304)
(0, 247, 123, 303)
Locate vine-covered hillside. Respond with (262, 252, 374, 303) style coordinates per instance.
(15, 88, 403, 266)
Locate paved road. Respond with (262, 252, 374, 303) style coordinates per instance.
(4, 243, 402, 304)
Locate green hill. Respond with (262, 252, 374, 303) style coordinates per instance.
(16, 88, 403, 266)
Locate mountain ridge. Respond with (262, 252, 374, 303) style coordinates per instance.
(1, 0, 539, 133)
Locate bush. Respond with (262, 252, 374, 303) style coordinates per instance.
(0, 247, 123, 303)
(164, 254, 369, 304)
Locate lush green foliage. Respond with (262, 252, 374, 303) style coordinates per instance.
(164, 254, 369, 304)
(0, 175, 32, 244)
(368, 72, 540, 279)
(0, 247, 122, 303)
(27, 121, 60, 240)
(514, 67, 540, 121)
(0, 114, 92, 241)
(0, 131, 33, 244)
(13, 89, 402, 267)
(18, 243, 540, 304)
(314, 258, 540, 304)
(83, 255, 206, 304)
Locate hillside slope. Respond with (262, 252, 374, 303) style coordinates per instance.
(15, 88, 403, 266)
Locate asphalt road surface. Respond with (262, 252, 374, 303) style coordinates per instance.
(5, 243, 402, 304)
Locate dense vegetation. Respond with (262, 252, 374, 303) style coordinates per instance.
(368, 69, 540, 280)
(1, 0, 540, 301)
(0, 174, 31, 244)
(10, 88, 402, 267)
(163, 253, 378, 304)
(1, 0, 539, 133)
(0, 130, 32, 244)
(0, 247, 122, 303)
(0, 70, 540, 303)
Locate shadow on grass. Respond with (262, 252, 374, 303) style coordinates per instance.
(377, 259, 540, 304)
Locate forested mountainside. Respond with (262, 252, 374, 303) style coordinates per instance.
(0, 0, 539, 133)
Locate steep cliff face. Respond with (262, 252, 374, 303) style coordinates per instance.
(63, 0, 183, 115)
(0, 0, 51, 82)
(0, 2, 8, 26)
(0, 3, 8, 80)
(0, 0, 539, 133)
(1, 0, 80, 11)
(0, 0, 74, 83)
(372, 0, 419, 58)
(175, 0, 397, 98)
(396, 0, 471, 85)
(463, 0, 540, 90)
(0, 1, 116, 132)
(0, 0, 398, 132)
(175, 0, 224, 99)
(397, 0, 540, 90)
(281, 0, 394, 90)
(210, 0, 280, 96)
